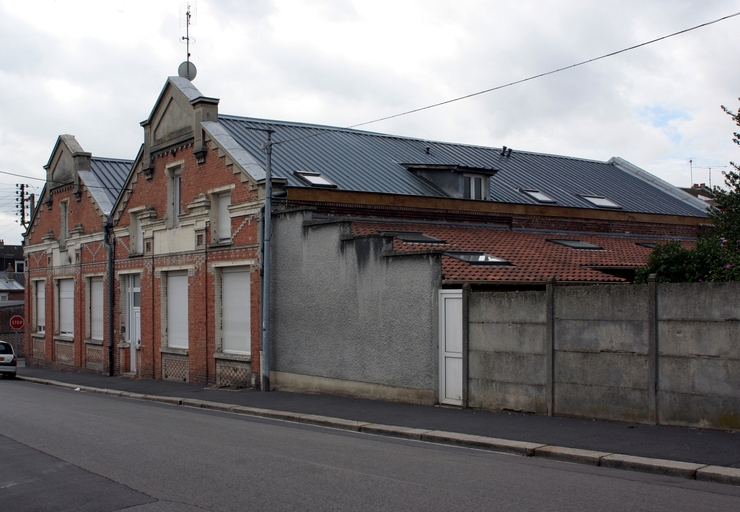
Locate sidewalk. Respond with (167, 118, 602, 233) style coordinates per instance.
(14, 365, 740, 485)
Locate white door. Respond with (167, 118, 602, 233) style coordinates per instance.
(439, 289, 463, 406)
(126, 274, 141, 372)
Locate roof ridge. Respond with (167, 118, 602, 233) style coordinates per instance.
(91, 156, 135, 164)
(217, 114, 610, 164)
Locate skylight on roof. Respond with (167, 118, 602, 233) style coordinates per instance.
(636, 242, 657, 249)
(521, 189, 556, 203)
(547, 239, 604, 250)
(294, 170, 337, 188)
(446, 251, 512, 265)
(384, 231, 445, 243)
(581, 195, 620, 208)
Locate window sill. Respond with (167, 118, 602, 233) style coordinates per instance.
(128, 252, 144, 258)
(85, 339, 104, 346)
(214, 352, 250, 363)
(54, 335, 74, 342)
(32, 333, 46, 339)
(208, 241, 232, 249)
(160, 347, 188, 356)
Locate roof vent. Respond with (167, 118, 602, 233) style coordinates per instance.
(500, 146, 507, 156)
(425, 146, 431, 155)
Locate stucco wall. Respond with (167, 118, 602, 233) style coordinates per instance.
(270, 210, 441, 402)
(468, 282, 740, 430)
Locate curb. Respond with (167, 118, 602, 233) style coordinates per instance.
(16, 375, 740, 487)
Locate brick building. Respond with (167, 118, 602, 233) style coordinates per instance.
(109, 77, 262, 386)
(24, 75, 710, 399)
(23, 134, 130, 373)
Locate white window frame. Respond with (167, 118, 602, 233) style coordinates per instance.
(216, 191, 232, 243)
(581, 195, 621, 209)
(219, 267, 251, 356)
(129, 212, 144, 255)
(125, 273, 141, 345)
(35, 280, 46, 333)
(165, 162, 184, 228)
(60, 199, 70, 245)
(89, 277, 104, 341)
(57, 278, 74, 337)
(463, 174, 486, 200)
(521, 189, 556, 203)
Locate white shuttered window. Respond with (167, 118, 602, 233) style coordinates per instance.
(167, 272, 188, 349)
(59, 279, 74, 336)
(36, 281, 46, 333)
(221, 268, 250, 355)
(90, 278, 104, 340)
(217, 193, 231, 242)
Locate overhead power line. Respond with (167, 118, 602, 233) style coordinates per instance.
(346, 11, 740, 130)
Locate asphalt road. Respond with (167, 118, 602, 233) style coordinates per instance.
(2, 379, 740, 511)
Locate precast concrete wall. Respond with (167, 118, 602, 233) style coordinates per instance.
(468, 291, 547, 413)
(657, 283, 740, 429)
(553, 285, 650, 423)
(467, 282, 740, 430)
(270, 210, 441, 404)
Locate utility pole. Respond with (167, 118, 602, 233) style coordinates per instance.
(261, 129, 275, 392)
(16, 184, 30, 227)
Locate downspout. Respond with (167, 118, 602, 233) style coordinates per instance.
(258, 203, 264, 389)
(103, 215, 115, 377)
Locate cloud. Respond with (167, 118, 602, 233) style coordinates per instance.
(1, 0, 740, 245)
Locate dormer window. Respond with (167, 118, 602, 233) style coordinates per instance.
(402, 164, 496, 201)
(463, 174, 486, 200)
(294, 170, 337, 188)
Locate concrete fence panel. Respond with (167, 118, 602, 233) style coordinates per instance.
(467, 282, 740, 430)
(467, 291, 547, 414)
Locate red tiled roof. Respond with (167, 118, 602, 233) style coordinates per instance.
(351, 221, 690, 283)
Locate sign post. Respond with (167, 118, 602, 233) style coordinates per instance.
(9, 315, 24, 359)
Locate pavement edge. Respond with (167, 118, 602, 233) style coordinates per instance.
(16, 375, 740, 487)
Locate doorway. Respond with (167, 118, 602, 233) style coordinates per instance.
(439, 289, 463, 406)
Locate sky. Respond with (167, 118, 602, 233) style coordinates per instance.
(1, 0, 740, 245)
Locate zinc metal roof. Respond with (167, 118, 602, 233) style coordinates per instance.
(217, 115, 707, 217)
(89, 157, 131, 203)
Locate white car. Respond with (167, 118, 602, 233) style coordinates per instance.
(0, 341, 17, 378)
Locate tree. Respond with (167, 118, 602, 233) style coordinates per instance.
(636, 99, 740, 283)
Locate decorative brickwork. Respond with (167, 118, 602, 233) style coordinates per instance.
(216, 359, 251, 388)
(55, 340, 74, 365)
(86, 345, 104, 371)
(163, 355, 188, 382)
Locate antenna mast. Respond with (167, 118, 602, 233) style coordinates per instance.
(178, 2, 197, 81)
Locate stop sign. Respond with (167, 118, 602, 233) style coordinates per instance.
(9, 315, 24, 330)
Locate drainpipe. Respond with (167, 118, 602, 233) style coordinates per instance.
(260, 129, 274, 392)
(103, 215, 115, 376)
